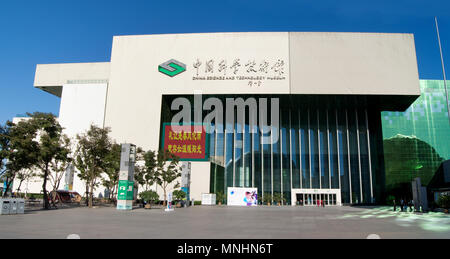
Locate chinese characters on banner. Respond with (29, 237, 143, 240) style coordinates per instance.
(163, 124, 208, 161)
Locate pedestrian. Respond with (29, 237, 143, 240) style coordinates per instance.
(400, 199, 404, 212)
(393, 199, 397, 211)
(409, 200, 413, 212)
(322, 199, 325, 207)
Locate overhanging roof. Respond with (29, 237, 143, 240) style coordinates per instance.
(34, 62, 110, 97)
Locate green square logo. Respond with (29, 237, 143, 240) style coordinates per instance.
(159, 59, 186, 77)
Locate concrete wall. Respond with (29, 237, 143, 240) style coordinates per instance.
(59, 83, 108, 197)
(34, 62, 110, 97)
(58, 83, 108, 137)
(289, 32, 420, 95)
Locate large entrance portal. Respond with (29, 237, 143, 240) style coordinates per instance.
(291, 189, 341, 206)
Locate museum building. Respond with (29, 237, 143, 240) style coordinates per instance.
(29, 32, 422, 205)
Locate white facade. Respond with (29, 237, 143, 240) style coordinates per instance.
(12, 83, 108, 197)
(58, 83, 108, 197)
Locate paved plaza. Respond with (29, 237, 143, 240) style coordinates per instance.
(0, 205, 449, 239)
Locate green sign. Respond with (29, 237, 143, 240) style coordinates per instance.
(158, 59, 186, 77)
(117, 180, 134, 200)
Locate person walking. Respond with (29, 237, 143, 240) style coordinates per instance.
(400, 199, 404, 212)
(393, 199, 397, 212)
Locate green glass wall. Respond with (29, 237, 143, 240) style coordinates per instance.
(381, 80, 450, 197)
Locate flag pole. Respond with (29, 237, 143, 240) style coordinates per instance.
(435, 17, 450, 125)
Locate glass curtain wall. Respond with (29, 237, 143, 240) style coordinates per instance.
(160, 95, 382, 205)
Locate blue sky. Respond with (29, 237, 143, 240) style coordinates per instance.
(0, 0, 449, 124)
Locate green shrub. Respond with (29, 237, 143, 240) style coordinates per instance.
(194, 200, 202, 206)
(215, 191, 226, 204)
(172, 190, 186, 201)
(263, 193, 272, 204)
(437, 194, 450, 209)
(18, 193, 44, 199)
(273, 193, 286, 205)
(139, 190, 159, 204)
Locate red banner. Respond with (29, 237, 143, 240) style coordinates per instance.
(162, 124, 208, 161)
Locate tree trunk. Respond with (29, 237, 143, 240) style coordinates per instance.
(50, 190, 58, 208)
(111, 186, 117, 205)
(16, 179, 25, 195)
(85, 184, 89, 206)
(163, 187, 167, 207)
(88, 181, 94, 208)
(3, 176, 13, 197)
(110, 185, 116, 200)
(43, 164, 50, 210)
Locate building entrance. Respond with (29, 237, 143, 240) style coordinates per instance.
(296, 193, 337, 206)
(291, 189, 341, 206)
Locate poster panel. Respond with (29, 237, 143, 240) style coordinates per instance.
(227, 187, 258, 206)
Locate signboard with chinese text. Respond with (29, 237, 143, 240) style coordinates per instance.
(117, 180, 134, 201)
(161, 124, 209, 161)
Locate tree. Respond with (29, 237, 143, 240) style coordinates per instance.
(135, 150, 158, 192)
(0, 122, 9, 175)
(0, 122, 13, 196)
(155, 149, 181, 206)
(74, 125, 111, 208)
(102, 143, 121, 203)
(1, 119, 40, 198)
(48, 135, 72, 203)
(27, 113, 72, 209)
(15, 168, 37, 195)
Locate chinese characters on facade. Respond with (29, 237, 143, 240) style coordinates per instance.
(167, 131, 203, 154)
(191, 58, 286, 87)
(163, 125, 208, 160)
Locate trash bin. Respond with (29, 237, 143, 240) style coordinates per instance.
(16, 198, 25, 214)
(9, 198, 17, 214)
(0, 198, 11, 215)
